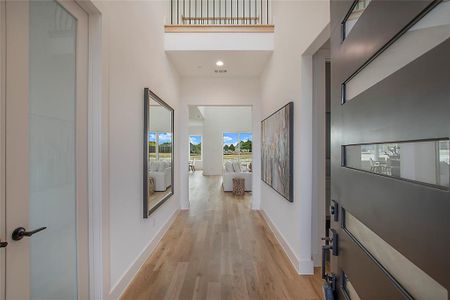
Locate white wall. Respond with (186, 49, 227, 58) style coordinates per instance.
(180, 77, 261, 209)
(201, 106, 252, 176)
(260, 1, 329, 274)
(92, 1, 182, 298)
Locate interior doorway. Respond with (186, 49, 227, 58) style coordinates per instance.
(187, 105, 253, 204)
(312, 39, 331, 268)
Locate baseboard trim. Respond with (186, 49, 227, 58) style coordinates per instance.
(298, 259, 315, 275)
(259, 210, 301, 274)
(259, 210, 314, 275)
(108, 209, 179, 299)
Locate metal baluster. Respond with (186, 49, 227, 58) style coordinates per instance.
(260, 0, 262, 24)
(249, 0, 251, 24)
(254, 0, 256, 25)
(243, 0, 245, 24)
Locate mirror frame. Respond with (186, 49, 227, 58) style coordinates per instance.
(143, 88, 175, 218)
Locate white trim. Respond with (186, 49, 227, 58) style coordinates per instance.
(298, 259, 315, 275)
(259, 210, 302, 274)
(73, 1, 104, 299)
(107, 209, 179, 300)
(299, 23, 330, 272)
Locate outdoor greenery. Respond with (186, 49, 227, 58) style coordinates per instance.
(190, 142, 202, 160)
(223, 132, 253, 164)
(223, 139, 252, 153)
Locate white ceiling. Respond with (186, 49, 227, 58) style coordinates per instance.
(189, 106, 204, 126)
(167, 50, 272, 77)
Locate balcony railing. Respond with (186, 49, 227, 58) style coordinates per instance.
(169, 0, 271, 25)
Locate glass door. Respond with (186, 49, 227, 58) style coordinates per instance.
(4, 1, 88, 299)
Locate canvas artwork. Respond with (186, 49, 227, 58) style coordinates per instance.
(261, 102, 293, 202)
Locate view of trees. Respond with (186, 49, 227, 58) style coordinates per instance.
(149, 131, 172, 159)
(223, 132, 252, 164)
(190, 135, 202, 160)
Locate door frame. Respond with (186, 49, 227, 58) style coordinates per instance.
(0, 1, 105, 299)
(312, 46, 331, 267)
(0, 1, 6, 299)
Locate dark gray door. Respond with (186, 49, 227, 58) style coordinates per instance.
(327, 0, 450, 299)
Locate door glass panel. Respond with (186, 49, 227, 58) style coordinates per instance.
(342, 272, 361, 300)
(344, 140, 450, 188)
(343, 0, 372, 39)
(344, 210, 448, 300)
(344, 0, 450, 101)
(29, 1, 77, 299)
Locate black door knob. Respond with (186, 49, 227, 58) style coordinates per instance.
(12, 227, 47, 241)
(0, 240, 7, 248)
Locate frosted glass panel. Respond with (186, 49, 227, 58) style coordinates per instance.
(342, 273, 361, 300)
(345, 211, 448, 300)
(345, 0, 450, 101)
(29, 1, 78, 299)
(344, 140, 450, 188)
(343, 0, 372, 39)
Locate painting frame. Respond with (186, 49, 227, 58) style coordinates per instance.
(261, 102, 294, 202)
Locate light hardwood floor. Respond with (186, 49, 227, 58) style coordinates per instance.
(121, 172, 323, 300)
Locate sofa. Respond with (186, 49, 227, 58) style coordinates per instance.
(223, 161, 252, 192)
(148, 160, 172, 191)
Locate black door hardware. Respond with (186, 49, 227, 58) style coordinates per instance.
(322, 273, 337, 300)
(0, 240, 7, 248)
(321, 229, 339, 299)
(330, 200, 339, 222)
(12, 227, 47, 241)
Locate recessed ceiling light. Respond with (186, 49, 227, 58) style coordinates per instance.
(216, 60, 224, 67)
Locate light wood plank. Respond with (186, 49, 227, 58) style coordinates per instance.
(121, 172, 323, 300)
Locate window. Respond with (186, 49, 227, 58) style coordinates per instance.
(223, 132, 253, 166)
(148, 131, 173, 161)
(344, 139, 450, 188)
(189, 135, 202, 161)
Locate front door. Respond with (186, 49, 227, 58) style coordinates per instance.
(3, 1, 89, 299)
(328, 0, 450, 299)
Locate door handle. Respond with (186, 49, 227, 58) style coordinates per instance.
(12, 226, 47, 241)
(0, 240, 7, 248)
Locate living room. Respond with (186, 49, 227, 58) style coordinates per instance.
(188, 105, 253, 199)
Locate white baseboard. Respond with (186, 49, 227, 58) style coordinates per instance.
(107, 209, 179, 300)
(259, 210, 300, 273)
(298, 259, 315, 275)
(260, 210, 314, 275)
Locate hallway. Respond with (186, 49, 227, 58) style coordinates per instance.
(121, 172, 322, 299)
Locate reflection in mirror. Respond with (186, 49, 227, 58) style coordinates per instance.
(344, 140, 450, 188)
(144, 89, 174, 217)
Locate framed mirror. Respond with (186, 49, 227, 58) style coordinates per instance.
(143, 88, 174, 218)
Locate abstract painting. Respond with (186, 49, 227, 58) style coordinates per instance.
(261, 102, 293, 202)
